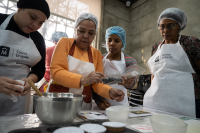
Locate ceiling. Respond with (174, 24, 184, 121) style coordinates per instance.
(118, 0, 138, 7)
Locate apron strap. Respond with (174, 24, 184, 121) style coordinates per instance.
(68, 42, 93, 63)
(0, 12, 31, 38)
(0, 13, 15, 30)
(68, 42, 76, 56)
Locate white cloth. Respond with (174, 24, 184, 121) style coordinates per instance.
(0, 13, 41, 115)
(103, 52, 129, 106)
(144, 35, 196, 117)
(7, 80, 25, 102)
(48, 51, 95, 110)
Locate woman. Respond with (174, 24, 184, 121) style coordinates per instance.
(93, 26, 137, 109)
(38, 31, 68, 92)
(49, 13, 125, 110)
(144, 8, 200, 118)
(0, 0, 50, 115)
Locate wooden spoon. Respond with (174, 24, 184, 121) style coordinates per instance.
(28, 80, 44, 96)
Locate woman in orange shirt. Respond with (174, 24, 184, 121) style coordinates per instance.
(38, 31, 68, 92)
(48, 13, 125, 110)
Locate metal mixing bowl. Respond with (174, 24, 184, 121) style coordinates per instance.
(33, 93, 84, 125)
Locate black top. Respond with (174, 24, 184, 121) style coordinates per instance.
(0, 13, 45, 82)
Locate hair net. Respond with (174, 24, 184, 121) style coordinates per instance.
(105, 26, 126, 51)
(157, 8, 187, 30)
(51, 31, 68, 42)
(74, 13, 98, 32)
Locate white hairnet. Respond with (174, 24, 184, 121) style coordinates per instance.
(105, 26, 126, 51)
(157, 8, 187, 30)
(74, 13, 98, 32)
(51, 31, 68, 42)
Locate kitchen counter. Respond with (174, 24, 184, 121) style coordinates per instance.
(0, 107, 199, 133)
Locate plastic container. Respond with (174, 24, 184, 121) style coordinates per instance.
(106, 105, 130, 123)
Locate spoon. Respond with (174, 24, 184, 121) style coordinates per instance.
(28, 80, 44, 96)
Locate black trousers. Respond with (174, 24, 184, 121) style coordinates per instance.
(196, 99, 200, 118)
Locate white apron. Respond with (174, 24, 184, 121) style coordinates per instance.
(47, 44, 95, 110)
(144, 35, 196, 117)
(103, 52, 129, 106)
(0, 13, 41, 115)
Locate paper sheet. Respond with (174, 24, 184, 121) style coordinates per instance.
(79, 111, 108, 120)
(129, 109, 154, 117)
(130, 124, 153, 133)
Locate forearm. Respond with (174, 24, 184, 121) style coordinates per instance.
(51, 68, 82, 88)
(92, 90, 102, 106)
(92, 83, 111, 99)
(151, 74, 154, 82)
(27, 74, 38, 83)
(29, 67, 45, 82)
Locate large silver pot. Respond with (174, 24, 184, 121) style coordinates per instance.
(33, 93, 84, 125)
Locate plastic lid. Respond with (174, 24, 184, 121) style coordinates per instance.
(102, 122, 126, 128)
(80, 124, 106, 133)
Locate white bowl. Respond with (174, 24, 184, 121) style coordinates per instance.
(106, 105, 130, 123)
(185, 120, 200, 133)
(150, 114, 188, 133)
(80, 123, 106, 133)
(53, 127, 84, 133)
(102, 122, 126, 132)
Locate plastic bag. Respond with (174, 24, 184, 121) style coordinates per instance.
(102, 64, 145, 85)
(122, 64, 146, 78)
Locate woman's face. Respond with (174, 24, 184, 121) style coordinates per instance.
(15, 9, 46, 34)
(107, 34, 123, 55)
(74, 20, 96, 51)
(159, 19, 181, 41)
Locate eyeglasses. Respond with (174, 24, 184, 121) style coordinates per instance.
(158, 23, 177, 30)
(76, 29, 95, 37)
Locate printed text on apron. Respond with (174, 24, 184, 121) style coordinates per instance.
(144, 35, 196, 117)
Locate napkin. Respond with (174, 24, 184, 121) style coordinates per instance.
(7, 80, 25, 102)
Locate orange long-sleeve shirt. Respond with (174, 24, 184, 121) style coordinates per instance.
(50, 38, 111, 99)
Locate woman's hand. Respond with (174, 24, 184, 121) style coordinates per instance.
(21, 74, 38, 96)
(21, 78, 31, 96)
(80, 71, 104, 85)
(118, 77, 135, 88)
(109, 88, 125, 102)
(99, 100, 111, 110)
(0, 77, 23, 96)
